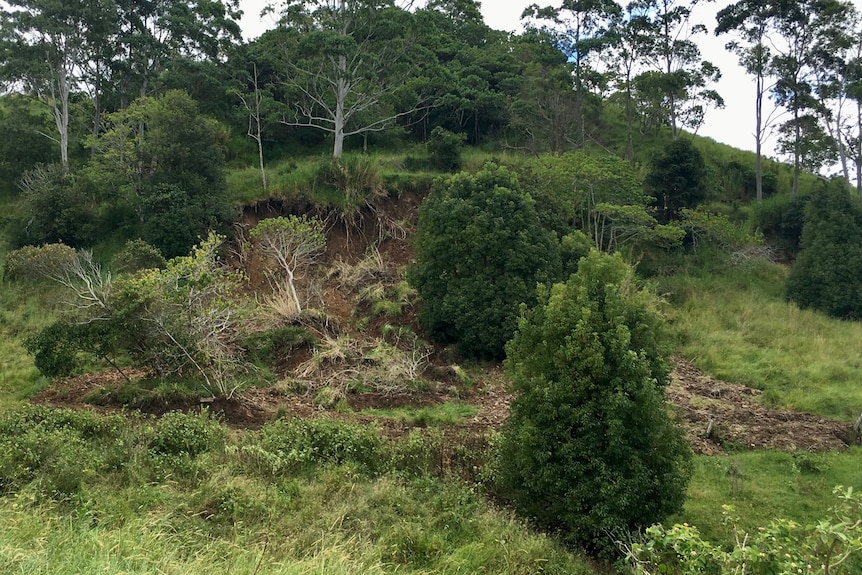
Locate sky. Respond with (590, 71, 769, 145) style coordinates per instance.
(238, 0, 862, 171)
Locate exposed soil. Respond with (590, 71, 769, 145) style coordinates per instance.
(31, 357, 855, 455)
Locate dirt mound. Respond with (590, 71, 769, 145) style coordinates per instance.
(668, 358, 852, 455)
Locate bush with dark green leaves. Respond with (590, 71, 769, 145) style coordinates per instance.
(409, 163, 561, 358)
(786, 180, 862, 319)
(111, 239, 167, 274)
(646, 139, 707, 223)
(497, 250, 692, 554)
(426, 127, 466, 171)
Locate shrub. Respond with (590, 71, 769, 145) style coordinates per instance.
(786, 180, 862, 319)
(3, 243, 78, 282)
(112, 238, 167, 274)
(149, 410, 225, 457)
(497, 250, 692, 554)
(426, 127, 467, 171)
(627, 488, 862, 575)
(255, 417, 385, 475)
(646, 139, 708, 223)
(410, 163, 561, 358)
(15, 163, 96, 247)
(748, 194, 808, 253)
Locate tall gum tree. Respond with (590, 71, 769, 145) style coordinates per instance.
(632, 0, 723, 140)
(273, 0, 423, 158)
(0, 0, 116, 165)
(716, 0, 783, 204)
(521, 0, 621, 148)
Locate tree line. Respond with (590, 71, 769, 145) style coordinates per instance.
(0, 0, 859, 196)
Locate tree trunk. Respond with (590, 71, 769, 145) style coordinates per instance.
(755, 72, 764, 203)
(333, 53, 347, 159)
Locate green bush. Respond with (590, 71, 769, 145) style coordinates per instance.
(410, 163, 561, 358)
(749, 194, 808, 253)
(254, 417, 385, 475)
(3, 242, 77, 282)
(427, 127, 467, 171)
(149, 410, 225, 458)
(111, 239, 167, 274)
(14, 163, 97, 247)
(497, 250, 692, 554)
(646, 139, 708, 223)
(628, 488, 862, 575)
(786, 181, 862, 319)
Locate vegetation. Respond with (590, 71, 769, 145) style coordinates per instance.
(0, 0, 861, 572)
(786, 180, 862, 319)
(410, 163, 560, 358)
(498, 251, 692, 554)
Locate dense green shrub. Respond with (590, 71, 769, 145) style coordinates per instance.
(646, 139, 708, 223)
(786, 181, 862, 319)
(14, 163, 97, 247)
(749, 194, 808, 253)
(410, 163, 561, 358)
(150, 410, 225, 458)
(251, 417, 385, 475)
(111, 239, 167, 274)
(426, 127, 467, 171)
(497, 250, 692, 554)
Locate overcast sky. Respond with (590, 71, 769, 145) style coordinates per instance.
(239, 0, 862, 172)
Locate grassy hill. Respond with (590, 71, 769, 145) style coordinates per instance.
(1, 136, 860, 572)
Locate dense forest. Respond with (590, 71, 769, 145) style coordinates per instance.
(1, 0, 862, 573)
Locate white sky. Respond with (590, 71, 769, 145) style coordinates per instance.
(238, 0, 862, 171)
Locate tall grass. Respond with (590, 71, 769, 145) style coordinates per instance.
(0, 407, 595, 574)
(664, 256, 862, 420)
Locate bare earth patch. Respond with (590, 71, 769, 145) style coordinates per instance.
(31, 358, 855, 456)
(668, 358, 852, 455)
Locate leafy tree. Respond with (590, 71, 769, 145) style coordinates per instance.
(498, 250, 692, 554)
(716, 0, 783, 204)
(91, 90, 233, 258)
(645, 138, 707, 223)
(0, 0, 116, 164)
(410, 163, 560, 359)
(769, 0, 853, 197)
(631, 0, 724, 139)
(521, 0, 620, 148)
(786, 179, 862, 319)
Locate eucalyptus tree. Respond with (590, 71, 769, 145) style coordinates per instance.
(632, 0, 723, 140)
(272, 0, 423, 158)
(604, 4, 653, 165)
(0, 0, 117, 164)
(111, 0, 243, 106)
(522, 0, 621, 147)
(810, 4, 859, 194)
(716, 0, 784, 203)
(770, 0, 853, 196)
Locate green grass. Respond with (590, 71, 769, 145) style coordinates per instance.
(360, 401, 479, 426)
(663, 256, 862, 420)
(0, 408, 595, 574)
(674, 449, 862, 543)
